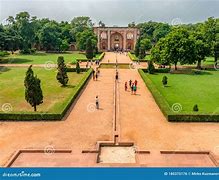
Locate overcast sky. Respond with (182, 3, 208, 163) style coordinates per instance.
(0, 0, 218, 26)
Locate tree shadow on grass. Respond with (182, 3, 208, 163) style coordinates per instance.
(0, 66, 11, 73)
(1, 58, 33, 64)
(64, 85, 76, 88)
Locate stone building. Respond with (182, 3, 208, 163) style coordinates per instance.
(93, 27, 140, 51)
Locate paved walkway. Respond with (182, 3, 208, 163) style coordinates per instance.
(1, 52, 219, 167)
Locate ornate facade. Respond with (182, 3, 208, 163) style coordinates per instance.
(94, 27, 140, 51)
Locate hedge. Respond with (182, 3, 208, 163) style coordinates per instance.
(0, 68, 93, 121)
(128, 52, 150, 62)
(138, 69, 219, 122)
(76, 52, 105, 62)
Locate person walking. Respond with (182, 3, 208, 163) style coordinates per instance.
(95, 72, 98, 80)
(129, 80, 132, 88)
(95, 96, 99, 109)
(115, 70, 119, 80)
(134, 80, 138, 87)
(92, 70, 96, 81)
(133, 84, 137, 95)
(125, 82, 128, 91)
(131, 83, 134, 94)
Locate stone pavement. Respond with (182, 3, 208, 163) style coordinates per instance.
(1, 52, 219, 167)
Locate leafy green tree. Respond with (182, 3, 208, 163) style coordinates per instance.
(98, 21, 105, 27)
(71, 16, 93, 34)
(134, 37, 141, 57)
(192, 32, 210, 69)
(193, 104, 199, 112)
(162, 76, 168, 87)
(202, 17, 218, 62)
(153, 23, 171, 42)
(56, 56, 69, 86)
(139, 45, 146, 59)
(86, 38, 94, 59)
(24, 65, 43, 111)
(76, 29, 97, 51)
(38, 21, 62, 51)
(76, 61, 81, 74)
(147, 61, 155, 74)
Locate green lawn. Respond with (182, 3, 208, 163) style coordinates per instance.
(145, 71, 219, 114)
(0, 51, 102, 65)
(0, 67, 86, 113)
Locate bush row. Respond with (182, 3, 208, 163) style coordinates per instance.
(76, 52, 105, 62)
(128, 52, 149, 62)
(0, 51, 10, 57)
(138, 69, 219, 122)
(0, 68, 93, 121)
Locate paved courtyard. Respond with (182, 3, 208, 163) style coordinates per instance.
(0, 52, 219, 167)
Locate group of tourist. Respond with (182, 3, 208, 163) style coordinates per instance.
(125, 79, 138, 95)
(86, 60, 100, 68)
(92, 68, 100, 81)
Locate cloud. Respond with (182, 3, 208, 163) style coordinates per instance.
(0, 0, 218, 25)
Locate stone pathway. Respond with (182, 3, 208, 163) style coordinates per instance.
(0, 52, 219, 167)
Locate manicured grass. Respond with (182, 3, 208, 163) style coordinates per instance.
(145, 71, 219, 114)
(0, 51, 102, 65)
(0, 67, 86, 113)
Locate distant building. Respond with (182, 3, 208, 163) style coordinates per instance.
(93, 27, 140, 51)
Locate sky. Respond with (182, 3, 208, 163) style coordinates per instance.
(0, 0, 218, 26)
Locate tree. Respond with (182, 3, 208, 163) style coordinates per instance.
(202, 17, 218, 62)
(193, 104, 199, 112)
(98, 21, 105, 27)
(134, 37, 141, 57)
(153, 23, 171, 42)
(76, 29, 97, 51)
(71, 16, 93, 34)
(128, 22, 136, 27)
(152, 28, 196, 70)
(76, 61, 81, 74)
(192, 32, 210, 69)
(24, 65, 43, 111)
(56, 56, 69, 86)
(147, 61, 155, 74)
(139, 45, 146, 59)
(162, 76, 168, 87)
(85, 38, 94, 59)
(38, 21, 62, 51)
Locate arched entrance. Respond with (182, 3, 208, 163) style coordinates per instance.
(110, 32, 123, 51)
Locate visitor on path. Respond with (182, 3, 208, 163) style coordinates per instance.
(129, 80, 132, 88)
(125, 82, 128, 91)
(134, 80, 138, 87)
(95, 96, 99, 109)
(131, 83, 134, 94)
(133, 84, 137, 95)
(115, 70, 119, 80)
(95, 72, 98, 80)
(92, 70, 95, 80)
